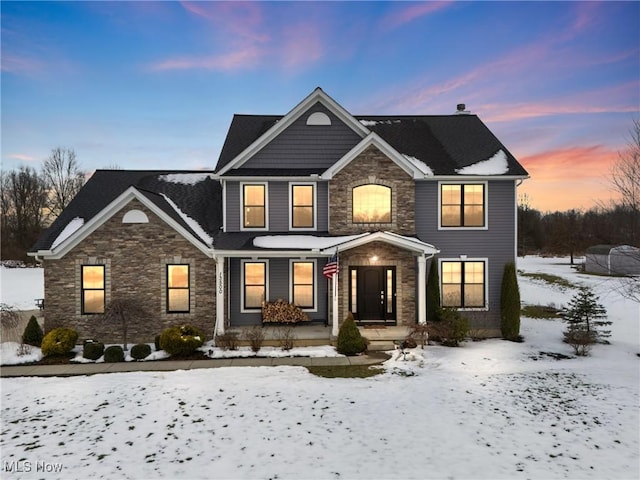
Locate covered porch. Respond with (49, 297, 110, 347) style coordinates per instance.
(225, 324, 412, 351)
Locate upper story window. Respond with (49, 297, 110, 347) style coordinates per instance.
(167, 264, 190, 313)
(440, 183, 485, 228)
(291, 184, 315, 229)
(441, 260, 486, 309)
(82, 265, 105, 314)
(352, 184, 391, 224)
(242, 183, 267, 229)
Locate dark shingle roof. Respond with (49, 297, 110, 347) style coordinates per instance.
(215, 113, 528, 177)
(31, 170, 222, 252)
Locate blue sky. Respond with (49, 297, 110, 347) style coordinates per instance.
(2, 1, 638, 211)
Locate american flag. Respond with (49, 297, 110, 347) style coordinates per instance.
(323, 253, 339, 279)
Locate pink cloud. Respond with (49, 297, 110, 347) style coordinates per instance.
(151, 47, 264, 72)
(519, 145, 619, 211)
(381, 1, 451, 30)
(279, 22, 324, 70)
(1, 54, 44, 75)
(6, 153, 38, 162)
(180, 1, 269, 43)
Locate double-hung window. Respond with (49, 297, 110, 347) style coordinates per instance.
(291, 184, 315, 229)
(440, 183, 485, 228)
(291, 260, 315, 310)
(82, 265, 105, 314)
(167, 264, 190, 313)
(243, 261, 267, 311)
(242, 183, 266, 229)
(441, 260, 486, 308)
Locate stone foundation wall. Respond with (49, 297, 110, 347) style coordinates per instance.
(43, 199, 216, 344)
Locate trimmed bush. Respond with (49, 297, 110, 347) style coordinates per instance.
(215, 331, 239, 351)
(243, 326, 265, 353)
(83, 341, 105, 360)
(22, 315, 44, 347)
(41, 327, 78, 357)
(428, 308, 469, 347)
(160, 324, 205, 356)
(336, 313, 367, 356)
(130, 343, 152, 360)
(500, 262, 521, 341)
(104, 345, 125, 363)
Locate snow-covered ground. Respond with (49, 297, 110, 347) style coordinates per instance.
(0, 266, 44, 311)
(1, 257, 638, 479)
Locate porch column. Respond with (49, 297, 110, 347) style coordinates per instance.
(331, 275, 339, 337)
(417, 255, 427, 325)
(215, 256, 226, 336)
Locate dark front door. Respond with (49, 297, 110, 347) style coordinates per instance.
(350, 266, 396, 324)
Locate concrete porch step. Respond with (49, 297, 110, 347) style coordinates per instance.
(366, 340, 398, 352)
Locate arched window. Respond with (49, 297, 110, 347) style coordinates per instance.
(122, 209, 149, 224)
(352, 184, 391, 223)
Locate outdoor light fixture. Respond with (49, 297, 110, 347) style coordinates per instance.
(371, 255, 378, 263)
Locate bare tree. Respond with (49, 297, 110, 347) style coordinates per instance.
(610, 119, 640, 245)
(0, 167, 48, 260)
(42, 147, 85, 219)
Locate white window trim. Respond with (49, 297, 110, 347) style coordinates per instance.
(437, 181, 488, 231)
(439, 257, 489, 311)
(289, 259, 318, 312)
(240, 182, 269, 231)
(289, 182, 317, 231)
(241, 259, 269, 313)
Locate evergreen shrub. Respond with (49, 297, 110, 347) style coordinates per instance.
(83, 341, 105, 360)
(336, 313, 367, 356)
(426, 260, 441, 322)
(104, 345, 125, 363)
(22, 315, 44, 347)
(500, 262, 522, 341)
(41, 327, 78, 356)
(160, 324, 205, 356)
(429, 308, 469, 347)
(130, 343, 152, 360)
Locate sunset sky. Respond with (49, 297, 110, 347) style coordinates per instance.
(2, 1, 638, 212)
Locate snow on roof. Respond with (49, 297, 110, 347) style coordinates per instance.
(402, 154, 434, 176)
(456, 149, 509, 175)
(158, 173, 211, 185)
(358, 119, 401, 127)
(253, 234, 367, 250)
(51, 217, 84, 249)
(160, 194, 213, 246)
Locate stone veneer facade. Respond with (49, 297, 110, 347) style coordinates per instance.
(43, 199, 216, 343)
(327, 145, 419, 326)
(328, 145, 415, 235)
(337, 241, 417, 326)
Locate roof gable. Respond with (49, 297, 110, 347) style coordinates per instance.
(320, 132, 434, 180)
(30, 170, 222, 257)
(33, 187, 214, 259)
(215, 87, 369, 176)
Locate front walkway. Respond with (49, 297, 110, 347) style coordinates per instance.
(0, 354, 388, 378)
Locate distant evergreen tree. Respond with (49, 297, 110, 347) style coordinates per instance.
(426, 259, 441, 322)
(563, 287, 610, 356)
(500, 262, 521, 341)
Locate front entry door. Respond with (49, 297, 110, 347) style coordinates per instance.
(350, 266, 396, 324)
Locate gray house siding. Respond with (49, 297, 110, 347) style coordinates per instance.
(242, 103, 362, 170)
(225, 181, 328, 232)
(416, 180, 517, 329)
(228, 257, 329, 327)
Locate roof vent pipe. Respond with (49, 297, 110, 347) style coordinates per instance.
(456, 103, 470, 115)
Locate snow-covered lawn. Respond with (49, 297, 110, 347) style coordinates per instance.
(1, 257, 638, 479)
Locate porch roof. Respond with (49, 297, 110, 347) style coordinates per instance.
(212, 231, 438, 257)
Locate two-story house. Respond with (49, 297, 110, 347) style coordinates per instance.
(29, 88, 528, 343)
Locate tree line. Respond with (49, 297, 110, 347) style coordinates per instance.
(1, 148, 84, 261)
(520, 119, 639, 262)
